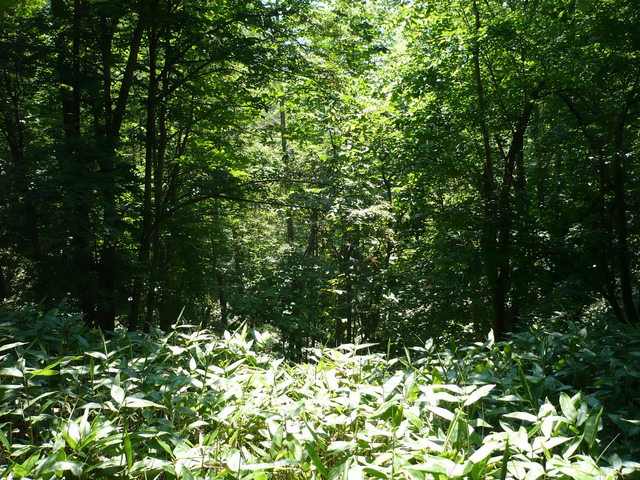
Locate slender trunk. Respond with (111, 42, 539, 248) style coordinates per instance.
(280, 97, 295, 244)
(147, 231, 163, 328)
(612, 106, 637, 324)
(510, 148, 527, 322)
(144, 68, 168, 328)
(495, 91, 539, 335)
(558, 93, 626, 323)
(216, 271, 228, 327)
(362, 171, 395, 341)
(128, 23, 158, 330)
(1, 72, 42, 274)
(335, 241, 350, 347)
(96, 6, 148, 330)
(0, 263, 8, 302)
(304, 209, 319, 257)
(472, 0, 500, 336)
(335, 226, 358, 346)
(52, 0, 97, 321)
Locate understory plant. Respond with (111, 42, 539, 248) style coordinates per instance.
(0, 307, 639, 479)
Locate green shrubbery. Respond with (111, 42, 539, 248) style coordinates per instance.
(1, 308, 639, 479)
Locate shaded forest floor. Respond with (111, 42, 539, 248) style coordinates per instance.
(1, 308, 640, 479)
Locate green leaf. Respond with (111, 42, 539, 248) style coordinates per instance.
(122, 397, 166, 409)
(559, 393, 578, 423)
(425, 404, 455, 421)
(468, 441, 500, 464)
(464, 384, 495, 406)
(111, 384, 125, 405)
(503, 412, 537, 423)
(499, 441, 510, 480)
(555, 465, 598, 480)
(0, 426, 10, 450)
(124, 435, 133, 469)
(363, 466, 388, 479)
(181, 465, 196, 480)
(581, 407, 602, 450)
(305, 443, 328, 478)
(0, 342, 27, 352)
(41, 461, 83, 476)
(329, 458, 350, 480)
(403, 456, 453, 475)
(29, 368, 59, 377)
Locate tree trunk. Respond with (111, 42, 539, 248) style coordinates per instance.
(95, 6, 147, 330)
(612, 105, 638, 324)
(494, 91, 539, 335)
(128, 21, 158, 330)
(559, 93, 626, 322)
(559, 92, 637, 324)
(0, 263, 8, 302)
(144, 64, 169, 329)
(471, 0, 500, 337)
(52, 0, 97, 322)
(216, 271, 228, 327)
(0, 71, 43, 295)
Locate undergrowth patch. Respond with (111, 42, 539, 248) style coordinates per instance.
(1, 308, 639, 479)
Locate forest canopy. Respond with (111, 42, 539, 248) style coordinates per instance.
(0, 0, 639, 349)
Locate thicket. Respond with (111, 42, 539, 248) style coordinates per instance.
(1, 308, 639, 479)
(1, 0, 639, 354)
(2, 0, 640, 476)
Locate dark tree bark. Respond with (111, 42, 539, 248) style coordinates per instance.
(472, 0, 500, 337)
(558, 92, 626, 323)
(0, 71, 42, 275)
(494, 90, 539, 335)
(52, 0, 97, 322)
(612, 100, 638, 324)
(559, 90, 638, 324)
(0, 263, 8, 302)
(95, 4, 148, 330)
(144, 62, 170, 329)
(128, 18, 159, 330)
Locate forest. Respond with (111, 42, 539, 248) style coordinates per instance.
(0, 0, 639, 478)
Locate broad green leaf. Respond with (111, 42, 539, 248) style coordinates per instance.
(503, 412, 537, 423)
(363, 466, 388, 479)
(122, 397, 166, 409)
(581, 407, 602, 449)
(29, 368, 59, 377)
(305, 443, 328, 478)
(403, 456, 453, 475)
(559, 393, 578, 423)
(523, 463, 545, 480)
(425, 405, 455, 421)
(469, 441, 500, 464)
(0, 342, 27, 352)
(181, 465, 196, 480)
(110, 384, 125, 405)
(40, 461, 83, 476)
(464, 384, 495, 406)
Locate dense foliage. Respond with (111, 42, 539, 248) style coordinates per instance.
(1, 0, 640, 476)
(1, 0, 639, 353)
(0, 309, 639, 479)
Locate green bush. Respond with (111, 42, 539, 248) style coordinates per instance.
(0, 308, 639, 479)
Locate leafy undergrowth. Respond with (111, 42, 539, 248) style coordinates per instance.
(1, 309, 640, 479)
